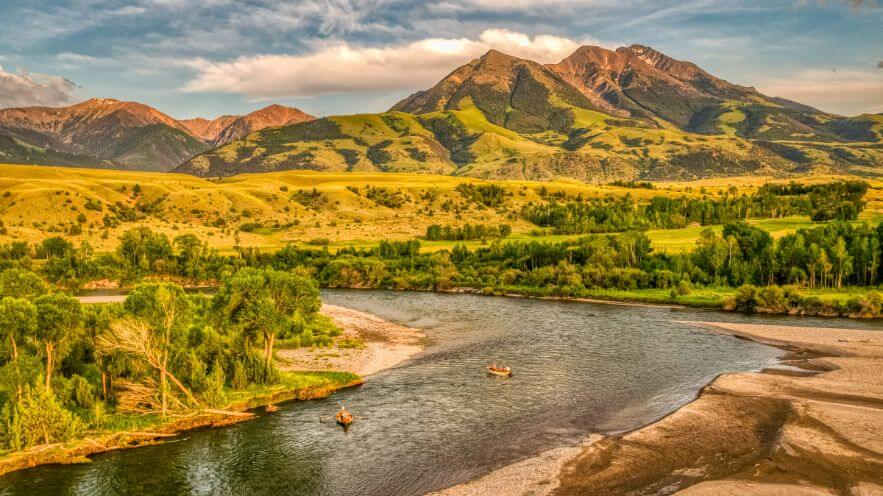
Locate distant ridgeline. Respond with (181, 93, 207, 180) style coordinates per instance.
(522, 181, 868, 234)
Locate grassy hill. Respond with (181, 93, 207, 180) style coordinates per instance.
(2, 163, 880, 254)
(180, 101, 882, 182)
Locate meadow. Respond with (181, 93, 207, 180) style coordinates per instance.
(1, 163, 879, 255)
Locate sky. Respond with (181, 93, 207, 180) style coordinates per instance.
(0, 0, 881, 119)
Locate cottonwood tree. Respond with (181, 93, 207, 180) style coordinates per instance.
(0, 269, 48, 299)
(0, 297, 37, 401)
(33, 293, 83, 391)
(98, 317, 198, 414)
(831, 237, 853, 289)
(117, 283, 194, 415)
(213, 268, 320, 368)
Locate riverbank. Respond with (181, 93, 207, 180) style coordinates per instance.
(557, 321, 883, 495)
(0, 304, 423, 477)
(433, 320, 883, 496)
(278, 304, 425, 377)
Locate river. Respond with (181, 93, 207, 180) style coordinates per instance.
(3, 289, 876, 496)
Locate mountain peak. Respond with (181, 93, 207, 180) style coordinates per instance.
(207, 105, 315, 146)
(83, 97, 122, 106)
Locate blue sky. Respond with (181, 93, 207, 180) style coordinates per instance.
(0, 0, 880, 118)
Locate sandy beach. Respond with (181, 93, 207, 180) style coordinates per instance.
(433, 320, 883, 496)
(278, 304, 425, 377)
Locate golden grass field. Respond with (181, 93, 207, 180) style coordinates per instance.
(0, 162, 880, 254)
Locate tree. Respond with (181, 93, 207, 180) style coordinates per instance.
(0, 297, 37, 401)
(831, 237, 853, 289)
(33, 293, 83, 391)
(0, 269, 48, 299)
(117, 227, 174, 279)
(693, 229, 727, 284)
(0, 298, 36, 362)
(121, 283, 193, 414)
(214, 268, 320, 367)
(98, 317, 198, 414)
(38, 237, 74, 259)
(174, 234, 211, 281)
(814, 248, 832, 288)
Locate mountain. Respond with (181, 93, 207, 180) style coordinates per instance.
(0, 131, 113, 168)
(178, 45, 881, 181)
(546, 44, 849, 142)
(211, 105, 314, 146)
(0, 100, 315, 171)
(179, 115, 239, 143)
(0, 98, 208, 171)
(179, 105, 314, 146)
(392, 49, 603, 134)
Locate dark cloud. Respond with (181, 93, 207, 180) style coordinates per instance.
(0, 66, 78, 108)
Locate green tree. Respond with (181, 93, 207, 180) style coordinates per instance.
(0, 297, 37, 402)
(831, 237, 853, 289)
(693, 229, 727, 284)
(121, 283, 194, 414)
(116, 227, 174, 280)
(33, 293, 83, 391)
(214, 268, 320, 367)
(0, 269, 48, 299)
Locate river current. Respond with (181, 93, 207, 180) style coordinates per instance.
(5, 289, 876, 496)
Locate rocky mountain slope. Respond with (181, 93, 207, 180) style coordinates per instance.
(0, 100, 314, 171)
(178, 45, 881, 181)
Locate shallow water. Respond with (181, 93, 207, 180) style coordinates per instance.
(3, 289, 874, 496)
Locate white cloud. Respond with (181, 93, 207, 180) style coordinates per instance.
(0, 65, 79, 108)
(56, 52, 118, 67)
(182, 29, 600, 99)
(759, 68, 883, 116)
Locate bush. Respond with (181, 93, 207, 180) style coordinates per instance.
(755, 286, 788, 313)
(7, 386, 85, 449)
(675, 279, 692, 296)
(733, 285, 758, 312)
(854, 291, 883, 318)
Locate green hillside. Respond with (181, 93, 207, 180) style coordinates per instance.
(179, 100, 880, 182)
(0, 132, 112, 169)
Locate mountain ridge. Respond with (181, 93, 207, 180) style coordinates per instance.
(0, 99, 315, 171)
(178, 44, 880, 181)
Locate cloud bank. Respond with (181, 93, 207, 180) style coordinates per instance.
(182, 29, 602, 99)
(759, 68, 883, 115)
(0, 66, 78, 108)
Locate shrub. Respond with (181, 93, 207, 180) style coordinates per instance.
(733, 285, 758, 312)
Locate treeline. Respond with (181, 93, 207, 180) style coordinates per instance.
(425, 223, 512, 241)
(521, 181, 868, 234)
(3, 221, 882, 294)
(0, 267, 337, 452)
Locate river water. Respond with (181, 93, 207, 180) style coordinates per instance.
(3, 289, 875, 496)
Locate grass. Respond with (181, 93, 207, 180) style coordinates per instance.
(576, 287, 734, 307)
(0, 164, 880, 256)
